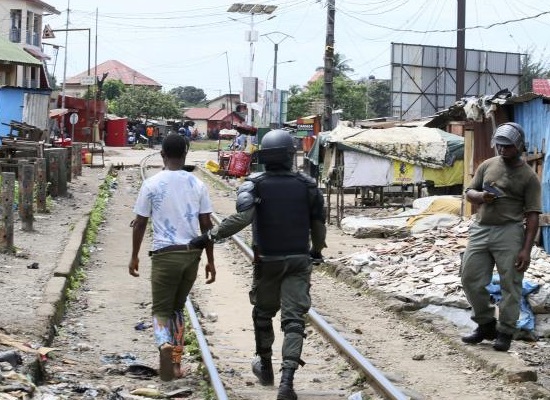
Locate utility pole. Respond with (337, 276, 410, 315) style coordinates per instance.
(95, 8, 98, 122)
(323, 0, 335, 132)
(456, 0, 466, 100)
(61, 0, 70, 117)
(227, 4, 278, 126)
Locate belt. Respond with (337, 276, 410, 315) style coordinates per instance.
(149, 244, 199, 256)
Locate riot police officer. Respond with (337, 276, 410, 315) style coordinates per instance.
(192, 129, 326, 400)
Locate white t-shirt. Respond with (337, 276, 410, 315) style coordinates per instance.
(133, 170, 213, 251)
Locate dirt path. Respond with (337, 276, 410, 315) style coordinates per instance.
(1, 148, 548, 399)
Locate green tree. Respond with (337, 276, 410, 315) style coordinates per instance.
(366, 80, 391, 119)
(169, 86, 207, 105)
(333, 53, 354, 78)
(287, 76, 367, 122)
(317, 53, 355, 79)
(103, 79, 126, 101)
(520, 50, 550, 94)
(110, 87, 180, 120)
(288, 84, 302, 96)
(334, 78, 367, 122)
(287, 79, 322, 121)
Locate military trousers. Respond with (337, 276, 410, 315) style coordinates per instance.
(251, 254, 312, 370)
(461, 221, 524, 335)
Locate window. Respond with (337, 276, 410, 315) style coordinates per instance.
(26, 11, 33, 45)
(10, 10, 22, 43)
(33, 14, 41, 46)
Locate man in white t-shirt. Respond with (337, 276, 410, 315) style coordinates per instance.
(129, 134, 216, 381)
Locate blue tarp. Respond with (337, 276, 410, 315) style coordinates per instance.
(485, 274, 540, 332)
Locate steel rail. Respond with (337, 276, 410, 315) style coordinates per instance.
(141, 155, 407, 400)
(185, 298, 228, 400)
(211, 210, 408, 400)
(140, 153, 229, 400)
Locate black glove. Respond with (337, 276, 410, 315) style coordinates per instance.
(190, 231, 212, 249)
(310, 250, 324, 265)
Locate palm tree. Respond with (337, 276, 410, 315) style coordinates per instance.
(316, 52, 354, 79)
(333, 53, 354, 78)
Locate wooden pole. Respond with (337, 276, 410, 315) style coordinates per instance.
(17, 160, 29, 218)
(463, 126, 475, 217)
(0, 172, 15, 252)
(20, 164, 34, 231)
(45, 149, 60, 198)
(35, 158, 47, 213)
(72, 142, 82, 176)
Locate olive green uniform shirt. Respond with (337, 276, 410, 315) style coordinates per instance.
(467, 156, 541, 225)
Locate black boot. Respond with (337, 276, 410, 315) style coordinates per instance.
(251, 356, 274, 386)
(461, 319, 497, 344)
(493, 332, 513, 352)
(277, 368, 297, 400)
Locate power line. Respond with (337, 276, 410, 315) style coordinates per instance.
(335, 8, 550, 34)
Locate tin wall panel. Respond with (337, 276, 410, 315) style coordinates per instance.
(23, 91, 49, 129)
(514, 98, 550, 252)
(391, 43, 522, 120)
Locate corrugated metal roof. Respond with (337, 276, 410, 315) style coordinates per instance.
(325, 124, 456, 168)
(184, 108, 223, 120)
(0, 37, 42, 66)
(210, 109, 234, 121)
(504, 92, 550, 103)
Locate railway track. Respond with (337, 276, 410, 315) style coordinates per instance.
(140, 152, 408, 400)
(135, 151, 547, 400)
(31, 149, 545, 400)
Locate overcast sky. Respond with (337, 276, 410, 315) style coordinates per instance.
(42, 0, 550, 99)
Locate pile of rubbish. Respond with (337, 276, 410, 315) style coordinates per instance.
(330, 204, 550, 338)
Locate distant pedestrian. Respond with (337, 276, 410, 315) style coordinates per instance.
(235, 132, 247, 150)
(146, 125, 154, 148)
(461, 122, 541, 352)
(128, 134, 216, 381)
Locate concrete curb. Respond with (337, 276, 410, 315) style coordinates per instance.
(37, 168, 109, 346)
(53, 218, 89, 278)
(320, 262, 550, 396)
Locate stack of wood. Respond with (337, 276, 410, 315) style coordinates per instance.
(0, 120, 49, 160)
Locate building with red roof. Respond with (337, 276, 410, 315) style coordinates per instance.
(63, 59, 161, 98)
(532, 79, 550, 96)
(183, 107, 244, 137)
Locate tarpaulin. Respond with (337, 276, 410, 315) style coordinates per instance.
(486, 274, 540, 332)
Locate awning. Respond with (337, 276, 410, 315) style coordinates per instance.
(0, 37, 42, 65)
(49, 108, 69, 118)
(24, 46, 50, 61)
(234, 124, 257, 136)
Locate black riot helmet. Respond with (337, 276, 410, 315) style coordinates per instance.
(258, 129, 296, 170)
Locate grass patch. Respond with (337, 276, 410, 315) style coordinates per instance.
(65, 170, 116, 302)
(80, 172, 115, 265)
(189, 139, 232, 152)
(66, 267, 87, 301)
(184, 308, 216, 399)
